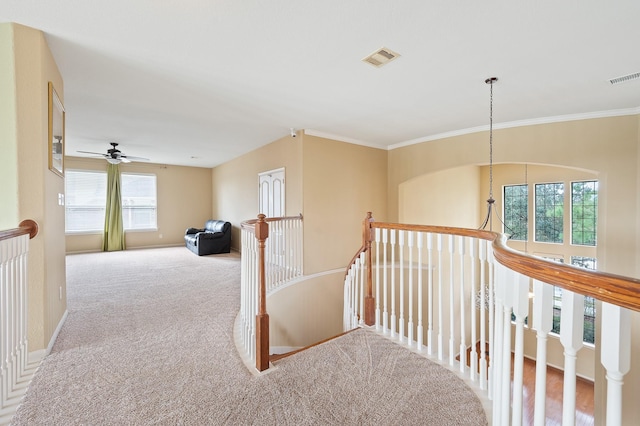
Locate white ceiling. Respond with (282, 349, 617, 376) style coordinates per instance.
(2, 1, 640, 168)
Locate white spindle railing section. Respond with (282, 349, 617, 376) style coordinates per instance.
(238, 214, 303, 372)
(0, 220, 38, 424)
(240, 223, 259, 366)
(343, 214, 640, 425)
(264, 214, 303, 293)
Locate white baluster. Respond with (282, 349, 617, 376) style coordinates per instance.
(448, 235, 455, 366)
(601, 302, 630, 426)
(407, 231, 414, 347)
(491, 261, 505, 424)
(375, 228, 381, 330)
(437, 234, 444, 361)
(382, 228, 389, 334)
(532, 279, 553, 426)
(511, 272, 529, 426)
(458, 235, 466, 373)
(398, 230, 405, 343)
(416, 232, 424, 351)
(559, 289, 584, 426)
(478, 240, 487, 390)
(390, 230, 397, 338)
(343, 274, 350, 330)
(500, 266, 513, 426)
(358, 252, 365, 326)
(426, 233, 434, 355)
(487, 243, 495, 399)
(469, 238, 477, 382)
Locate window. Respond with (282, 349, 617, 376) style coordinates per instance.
(503, 184, 528, 240)
(535, 183, 564, 243)
(121, 174, 157, 230)
(551, 256, 597, 344)
(65, 170, 107, 232)
(66, 170, 157, 232)
(571, 181, 598, 246)
(503, 173, 598, 345)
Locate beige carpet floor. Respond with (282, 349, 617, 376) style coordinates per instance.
(12, 247, 487, 425)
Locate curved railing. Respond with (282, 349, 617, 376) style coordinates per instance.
(1, 220, 39, 423)
(344, 212, 639, 425)
(238, 214, 303, 372)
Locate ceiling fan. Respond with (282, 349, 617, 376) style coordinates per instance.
(78, 142, 149, 164)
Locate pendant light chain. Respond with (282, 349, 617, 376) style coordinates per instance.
(478, 77, 499, 231)
(488, 78, 495, 200)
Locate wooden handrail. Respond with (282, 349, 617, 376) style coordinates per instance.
(355, 214, 640, 314)
(241, 213, 303, 231)
(0, 219, 39, 241)
(492, 235, 640, 313)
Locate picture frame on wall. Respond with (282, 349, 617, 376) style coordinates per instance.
(48, 81, 65, 177)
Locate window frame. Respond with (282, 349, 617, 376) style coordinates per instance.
(64, 169, 108, 234)
(570, 180, 598, 247)
(503, 183, 529, 241)
(65, 169, 158, 234)
(533, 181, 565, 244)
(121, 172, 158, 232)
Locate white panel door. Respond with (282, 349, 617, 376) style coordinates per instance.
(259, 168, 285, 218)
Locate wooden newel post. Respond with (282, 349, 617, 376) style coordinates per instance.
(363, 212, 375, 326)
(255, 214, 270, 371)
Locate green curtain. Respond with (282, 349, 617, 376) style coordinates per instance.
(103, 163, 126, 251)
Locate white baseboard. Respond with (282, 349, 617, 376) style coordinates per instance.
(271, 346, 303, 355)
(46, 309, 68, 356)
(28, 349, 46, 366)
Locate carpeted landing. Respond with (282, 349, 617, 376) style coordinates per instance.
(12, 247, 487, 425)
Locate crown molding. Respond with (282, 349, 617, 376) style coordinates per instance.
(389, 107, 640, 150)
(303, 129, 385, 150)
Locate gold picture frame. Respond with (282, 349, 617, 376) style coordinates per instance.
(48, 81, 65, 177)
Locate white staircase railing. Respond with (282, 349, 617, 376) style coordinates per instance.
(344, 213, 640, 425)
(239, 214, 303, 372)
(0, 220, 39, 424)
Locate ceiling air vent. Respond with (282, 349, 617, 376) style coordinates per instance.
(609, 72, 640, 85)
(362, 47, 400, 68)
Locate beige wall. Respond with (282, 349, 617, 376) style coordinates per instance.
(389, 116, 640, 423)
(65, 157, 213, 253)
(0, 25, 19, 229)
(302, 134, 388, 274)
(211, 134, 303, 251)
(389, 116, 639, 277)
(211, 131, 388, 347)
(269, 272, 344, 349)
(399, 165, 481, 227)
(0, 24, 67, 351)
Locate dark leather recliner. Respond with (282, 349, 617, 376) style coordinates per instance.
(184, 220, 231, 255)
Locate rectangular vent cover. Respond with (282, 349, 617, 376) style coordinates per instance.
(362, 47, 400, 68)
(609, 72, 640, 85)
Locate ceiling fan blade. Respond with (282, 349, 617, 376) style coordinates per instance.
(122, 155, 150, 161)
(120, 157, 132, 163)
(77, 150, 108, 156)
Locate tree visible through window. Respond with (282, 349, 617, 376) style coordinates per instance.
(502, 176, 598, 346)
(571, 181, 598, 246)
(503, 184, 528, 240)
(552, 256, 597, 344)
(535, 183, 564, 243)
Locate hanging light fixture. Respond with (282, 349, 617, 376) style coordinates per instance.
(479, 77, 499, 231)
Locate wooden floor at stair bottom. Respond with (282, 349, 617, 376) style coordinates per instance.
(521, 356, 594, 426)
(463, 342, 595, 425)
